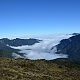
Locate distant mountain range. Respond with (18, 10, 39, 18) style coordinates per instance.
(0, 33, 80, 63)
(0, 38, 41, 46)
(0, 38, 41, 58)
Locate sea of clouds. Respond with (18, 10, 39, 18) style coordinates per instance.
(11, 34, 73, 60)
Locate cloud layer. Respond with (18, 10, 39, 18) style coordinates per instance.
(11, 34, 72, 60)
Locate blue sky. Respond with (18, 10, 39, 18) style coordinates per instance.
(0, 0, 80, 38)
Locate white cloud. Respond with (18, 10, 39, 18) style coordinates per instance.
(12, 53, 24, 59)
(10, 34, 72, 60)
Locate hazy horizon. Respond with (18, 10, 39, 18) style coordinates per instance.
(0, 33, 74, 39)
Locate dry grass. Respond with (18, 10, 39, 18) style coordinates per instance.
(0, 58, 80, 80)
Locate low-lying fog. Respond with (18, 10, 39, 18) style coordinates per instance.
(11, 34, 72, 60)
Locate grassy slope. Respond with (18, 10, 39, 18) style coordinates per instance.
(0, 58, 80, 80)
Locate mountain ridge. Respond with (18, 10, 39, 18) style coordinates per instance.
(0, 38, 41, 58)
(56, 34, 80, 63)
(0, 33, 80, 63)
(0, 38, 41, 46)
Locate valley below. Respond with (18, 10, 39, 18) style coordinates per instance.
(0, 33, 80, 80)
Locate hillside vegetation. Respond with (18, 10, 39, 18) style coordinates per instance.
(0, 58, 80, 80)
